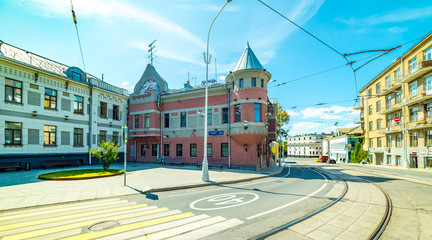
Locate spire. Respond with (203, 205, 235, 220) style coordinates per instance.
(233, 42, 264, 72)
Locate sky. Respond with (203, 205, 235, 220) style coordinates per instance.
(1, 0, 432, 136)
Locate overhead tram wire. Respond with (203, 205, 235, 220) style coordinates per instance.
(70, 0, 86, 72)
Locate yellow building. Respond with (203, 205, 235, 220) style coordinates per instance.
(358, 32, 432, 169)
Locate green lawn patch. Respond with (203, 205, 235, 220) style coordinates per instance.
(38, 169, 124, 180)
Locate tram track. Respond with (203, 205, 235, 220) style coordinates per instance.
(253, 165, 393, 240)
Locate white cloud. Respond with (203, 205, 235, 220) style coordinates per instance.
(175, 4, 239, 12)
(121, 81, 129, 86)
(219, 75, 226, 80)
(19, 0, 207, 65)
(300, 105, 353, 119)
(286, 109, 300, 117)
(388, 26, 408, 33)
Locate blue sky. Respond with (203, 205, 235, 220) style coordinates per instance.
(1, 0, 432, 136)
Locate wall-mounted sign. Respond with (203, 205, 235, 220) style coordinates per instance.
(394, 116, 401, 122)
(209, 130, 224, 136)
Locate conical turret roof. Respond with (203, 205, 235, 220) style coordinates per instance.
(233, 42, 264, 72)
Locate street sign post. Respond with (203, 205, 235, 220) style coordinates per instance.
(123, 125, 128, 186)
(394, 116, 401, 123)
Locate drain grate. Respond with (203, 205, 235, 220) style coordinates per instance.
(88, 220, 120, 232)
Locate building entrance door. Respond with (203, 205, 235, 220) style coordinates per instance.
(375, 153, 384, 165)
(410, 155, 418, 168)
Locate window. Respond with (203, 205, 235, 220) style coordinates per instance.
(113, 105, 119, 120)
(410, 82, 417, 97)
(164, 144, 169, 156)
(180, 112, 187, 127)
(396, 155, 401, 165)
(385, 75, 391, 88)
(144, 113, 150, 128)
(395, 91, 401, 104)
(425, 46, 432, 61)
(261, 79, 264, 88)
(141, 144, 146, 156)
(368, 88, 372, 97)
(376, 101, 381, 112)
(134, 115, 139, 129)
(377, 137, 382, 147)
(368, 105, 372, 115)
(5, 122, 22, 145)
(221, 143, 229, 157)
(99, 130, 107, 143)
(377, 119, 382, 129)
(239, 79, 244, 88)
(176, 144, 183, 157)
(74, 96, 84, 114)
(190, 143, 197, 157)
(369, 121, 373, 131)
(426, 76, 432, 94)
(427, 103, 432, 118)
(369, 138, 373, 148)
(395, 69, 401, 82)
(252, 78, 256, 87)
(425, 130, 432, 147)
(44, 125, 56, 145)
(235, 104, 241, 122)
(410, 132, 418, 147)
(222, 108, 228, 124)
(410, 107, 418, 122)
(387, 135, 392, 147)
(207, 143, 212, 157)
(426, 157, 432, 168)
(44, 88, 57, 109)
(396, 134, 402, 147)
(152, 144, 157, 156)
(376, 83, 380, 94)
(73, 128, 83, 146)
(207, 109, 212, 125)
(5, 79, 22, 103)
(409, 57, 418, 73)
(113, 132, 119, 144)
(254, 103, 261, 122)
(164, 113, 170, 128)
(386, 95, 392, 109)
(100, 102, 107, 118)
(386, 155, 392, 165)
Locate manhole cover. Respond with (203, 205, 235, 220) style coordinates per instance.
(88, 220, 120, 232)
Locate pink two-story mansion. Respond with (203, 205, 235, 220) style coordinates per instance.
(127, 43, 277, 170)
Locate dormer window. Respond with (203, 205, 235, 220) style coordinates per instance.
(239, 79, 244, 88)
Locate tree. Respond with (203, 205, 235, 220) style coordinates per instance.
(277, 105, 290, 140)
(90, 140, 120, 171)
(350, 141, 369, 163)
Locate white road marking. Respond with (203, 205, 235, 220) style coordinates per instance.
(167, 218, 244, 240)
(246, 167, 328, 220)
(190, 193, 259, 211)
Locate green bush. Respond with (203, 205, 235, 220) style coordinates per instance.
(350, 142, 369, 164)
(90, 140, 120, 171)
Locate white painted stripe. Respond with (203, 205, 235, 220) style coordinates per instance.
(30, 228, 82, 240)
(246, 167, 328, 220)
(142, 216, 226, 240)
(100, 214, 210, 240)
(0, 199, 128, 221)
(168, 218, 243, 240)
(0, 198, 122, 218)
(119, 210, 183, 225)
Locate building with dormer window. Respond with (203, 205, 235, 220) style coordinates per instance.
(128, 43, 278, 170)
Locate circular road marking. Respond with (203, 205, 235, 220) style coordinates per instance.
(190, 192, 259, 211)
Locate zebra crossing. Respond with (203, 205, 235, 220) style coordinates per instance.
(0, 198, 243, 240)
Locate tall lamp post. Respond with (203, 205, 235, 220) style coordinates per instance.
(202, 0, 232, 182)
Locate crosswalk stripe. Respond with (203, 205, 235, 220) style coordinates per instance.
(61, 212, 196, 240)
(0, 203, 148, 231)
(99, 214, 211, 240)
(0, 199, 127, 221)
(1, 207, 169, 240)
(29, 228, 83, 240)
(168, 218, 244, 240)
(142, 216, 226, 240)
(0, 206, 157, 236)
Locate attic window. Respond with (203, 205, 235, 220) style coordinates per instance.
(72, 72, 82, 81)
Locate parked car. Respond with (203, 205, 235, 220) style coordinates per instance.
(320, 156, 328, 163)
(328, 159, 336, 164)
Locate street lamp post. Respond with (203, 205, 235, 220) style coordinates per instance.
(202, 0, 232, 182)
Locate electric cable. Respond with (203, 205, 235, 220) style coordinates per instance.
(70, 0, 86, 73)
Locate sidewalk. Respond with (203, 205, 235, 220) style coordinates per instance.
(0, 162, 283, 211)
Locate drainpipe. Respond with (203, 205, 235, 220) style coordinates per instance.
(157, 94, 163, 160)
(88, 81, 93, 165)
(401, 58, 409, 168)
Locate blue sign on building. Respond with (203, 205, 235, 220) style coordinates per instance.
(209, 130, 224, 136)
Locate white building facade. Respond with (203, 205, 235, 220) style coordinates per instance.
(287, 134, 332, 158)
(0, 41, 128, 168)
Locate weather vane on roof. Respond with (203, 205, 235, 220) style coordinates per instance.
(148, 40, 157, 66)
